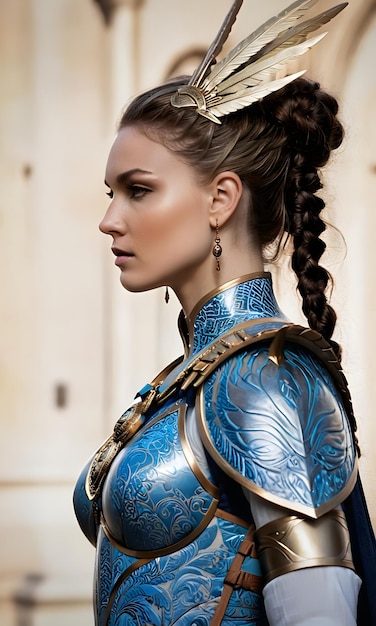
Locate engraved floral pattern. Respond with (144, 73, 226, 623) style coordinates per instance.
(102, 408, 216, 551)
(96, 517, 264, 626)
(204, 345, 355, 510)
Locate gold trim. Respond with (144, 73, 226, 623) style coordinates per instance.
(161, 320, 355, 429)
(178, 404, 220, 499)
(101, 498, 219, 559)
(100, 403, 220, 559)
(189, 318, 285, 389)
(157, 317, 286, 405)
(85, 356, 184, 501)
(197, 386, 358, 520)
(103, 516, 253, 623)
(185, 272, 271, 346)
(255, 509, 355, 584)
(105, 557, 152, 626)
(148, 354, 184, 388)
(268, 326, 287, 365)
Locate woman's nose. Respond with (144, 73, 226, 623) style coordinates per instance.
(98, 201, 125, 236)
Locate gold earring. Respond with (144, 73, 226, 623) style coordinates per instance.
(212, 220, 222, 272)
(164, 286, 170, 304)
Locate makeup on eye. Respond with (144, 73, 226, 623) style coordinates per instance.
(104, 169, 156, 200)
(104, 184, 152, 201)
(127, 185, 152, 200)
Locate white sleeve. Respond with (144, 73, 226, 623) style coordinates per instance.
(263, 567, 360, 626)
(248, 492, 361, 626)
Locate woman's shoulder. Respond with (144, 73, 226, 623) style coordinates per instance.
(196, 330, 357, 518)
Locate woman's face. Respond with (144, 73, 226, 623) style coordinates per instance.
(100, 126, 216, 302)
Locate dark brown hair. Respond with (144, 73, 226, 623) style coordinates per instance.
(119, 76, 344, 349)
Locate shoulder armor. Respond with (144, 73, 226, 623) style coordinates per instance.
(197, 324, 357, 519)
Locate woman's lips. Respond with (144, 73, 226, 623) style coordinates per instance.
(112, 247, 135, 266)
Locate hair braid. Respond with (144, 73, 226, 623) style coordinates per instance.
(268, 78, 344, 349)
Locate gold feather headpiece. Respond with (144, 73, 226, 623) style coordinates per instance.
(171, 0, 348, 124)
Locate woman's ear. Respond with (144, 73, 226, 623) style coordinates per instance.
(208, 171, 243, 228)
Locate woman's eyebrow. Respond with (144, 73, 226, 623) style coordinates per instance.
(105, 168, 154, 188)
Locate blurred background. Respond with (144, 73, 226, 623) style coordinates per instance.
(1, 0, 375, 623)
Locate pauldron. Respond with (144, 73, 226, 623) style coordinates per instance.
(196, 324, 357, 519)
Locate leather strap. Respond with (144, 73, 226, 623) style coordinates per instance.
(211, 525, 262, 625)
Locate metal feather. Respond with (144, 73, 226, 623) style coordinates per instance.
(216, 33, 326, 93)
(170, 0, 348, 124)
(210, 71, 306, 118)
(202, 0, 320, 92)
(249, 3, 349, 63)
(188, 0, 243, 87)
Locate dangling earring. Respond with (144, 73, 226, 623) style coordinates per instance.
(212, 220, 222, 271)
(164, 286, 170, 304)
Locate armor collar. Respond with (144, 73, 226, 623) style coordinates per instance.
(179, 272, 285, 357)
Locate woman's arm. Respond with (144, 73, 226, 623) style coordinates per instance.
(248, 492, 361, 626)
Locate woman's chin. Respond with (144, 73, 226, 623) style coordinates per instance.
(119, 275, 159, 294)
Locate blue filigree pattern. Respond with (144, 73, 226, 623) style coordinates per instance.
(96, 517, 265, 626)
(73, 457, 98, 546)
(202, 345, 356, 513)
(190, 276, 284, 354)
(158, 276, 286, 395)
(101, 406, 217, 552)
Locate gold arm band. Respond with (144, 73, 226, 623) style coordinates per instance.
(255, 509, 355, 584)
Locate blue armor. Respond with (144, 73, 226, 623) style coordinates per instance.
(198, 341, 357, 518)
(74, 273, 357, 625)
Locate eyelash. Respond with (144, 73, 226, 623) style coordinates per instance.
(105, 186, 151, 200)
(128, 185, 151, 199)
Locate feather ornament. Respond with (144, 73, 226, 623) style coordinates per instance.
(171, 0, 348, 124)
(215, 33, 326, 93)
(247, 4, 349, 63)
(210, 71, 307, 116)
(189, 0, 243, 86)
(203, 0, 321, 90)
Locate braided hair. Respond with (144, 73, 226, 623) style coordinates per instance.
(265, 78, 343, 351)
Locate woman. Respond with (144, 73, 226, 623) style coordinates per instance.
(74, 1, 376, 624)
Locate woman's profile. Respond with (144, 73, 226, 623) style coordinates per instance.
(74, 1, 376, 624)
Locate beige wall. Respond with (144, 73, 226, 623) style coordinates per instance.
(0, 1, 374, 623)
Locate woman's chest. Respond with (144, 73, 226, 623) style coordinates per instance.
(100, 401, 219, 556)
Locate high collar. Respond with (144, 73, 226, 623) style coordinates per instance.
(178, 272, 286, 357)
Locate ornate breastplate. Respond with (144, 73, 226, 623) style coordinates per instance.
(100, 401, 219, 556)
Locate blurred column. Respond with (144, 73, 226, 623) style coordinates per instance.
(100, 0, 169, 427)
(111, 0, 145, 113)
(0, 0, 108, 623)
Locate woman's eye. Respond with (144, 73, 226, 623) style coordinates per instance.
(105, 186, 151, 200)
(128, 185, 151, 200)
